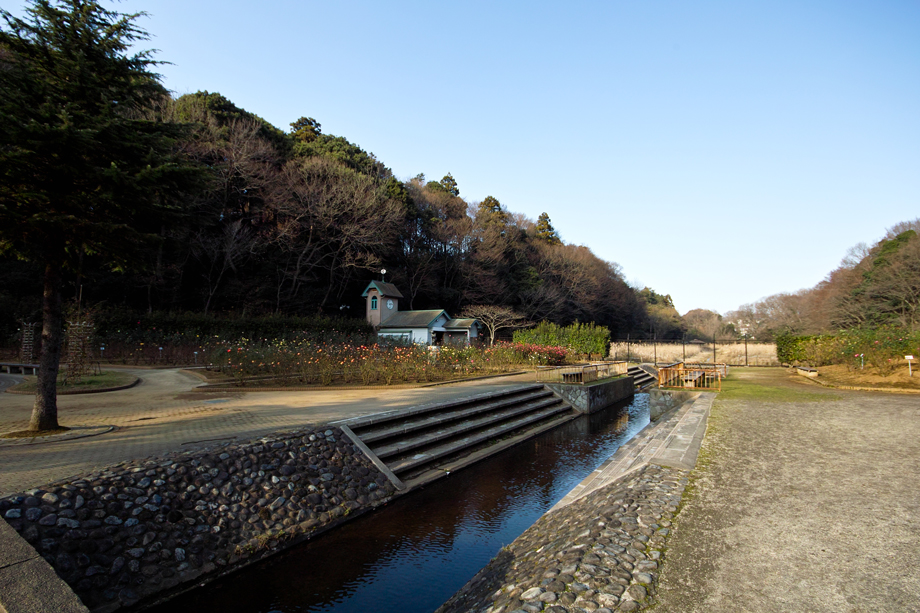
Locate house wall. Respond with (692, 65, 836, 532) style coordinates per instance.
(378, 329, 429, 344)
(366, 289, 381, 327)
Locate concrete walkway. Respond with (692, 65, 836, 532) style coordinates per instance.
(551, 391, 713, 511)
(0, 369, 539, 497)
(654, 368, 920, 612)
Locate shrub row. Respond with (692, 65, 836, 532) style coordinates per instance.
(776, 326, 920, 374)
(209, 340, 568, 386)
(513, 321, 610, 357)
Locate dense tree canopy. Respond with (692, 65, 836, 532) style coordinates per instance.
(0, 0, 199, 430)
(0, 2, 680, 376)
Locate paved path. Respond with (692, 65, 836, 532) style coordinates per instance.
(0, 369, 538, 496)
(654, 368, 920, 612)
(551, 392, 713, 511)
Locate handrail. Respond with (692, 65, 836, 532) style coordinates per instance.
(658, 366, 722, 391)
(536, 361, 627, 384)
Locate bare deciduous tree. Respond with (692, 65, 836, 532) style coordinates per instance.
(461, 305, 530, 346)
(272, 157, 403, 310)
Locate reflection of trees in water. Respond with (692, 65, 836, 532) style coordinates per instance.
(157, 394, 648, 613)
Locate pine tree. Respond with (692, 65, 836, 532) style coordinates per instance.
(535, 212, 561, 245)
(0, 0, 197, 431)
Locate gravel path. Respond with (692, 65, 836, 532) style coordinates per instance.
(654, 368, 920, 612)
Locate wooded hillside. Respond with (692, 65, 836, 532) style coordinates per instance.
(0, 90, 652, 339)
(725, 220, 920, 339)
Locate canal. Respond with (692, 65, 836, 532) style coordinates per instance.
(152, 393, 650, 613)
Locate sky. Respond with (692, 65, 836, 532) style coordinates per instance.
(12, 0, 919, 315)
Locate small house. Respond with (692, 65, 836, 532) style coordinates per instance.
(362, 281, 480, 346)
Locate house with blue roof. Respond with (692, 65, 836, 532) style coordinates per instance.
(362, 281, 480, 346)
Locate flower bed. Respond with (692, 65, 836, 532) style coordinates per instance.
(207, 340, 567, 387)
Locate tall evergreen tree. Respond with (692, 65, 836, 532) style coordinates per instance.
(439, 172, 460, 196)
(535, 212, 561, 245)
(0, 0, 196, 431)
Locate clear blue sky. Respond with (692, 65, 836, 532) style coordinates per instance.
(17, 1, 920, 314)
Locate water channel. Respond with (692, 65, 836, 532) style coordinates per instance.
(152, 393, 650, 613)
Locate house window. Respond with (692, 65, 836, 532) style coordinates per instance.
(371, 296, 378, 310)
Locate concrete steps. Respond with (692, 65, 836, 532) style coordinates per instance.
(345, 384, 577, 484)
(628, 365, 657, 390)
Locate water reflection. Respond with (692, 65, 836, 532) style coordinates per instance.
(152, 393, 649, 613)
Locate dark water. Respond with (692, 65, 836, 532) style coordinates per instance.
(156, 393, 650, 613)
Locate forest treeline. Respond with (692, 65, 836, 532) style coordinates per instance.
(0, 90, 656, 340)
(724, 220, 920, 340)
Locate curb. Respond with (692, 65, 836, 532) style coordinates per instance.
(0, 519, 89, 612)
(0, 426, 116, 447)
(796, 373, 920, 394)
(5, 377, 140, 396)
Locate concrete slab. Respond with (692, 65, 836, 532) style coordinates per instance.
(0, 519, 88, 613)
(550, 392, 714, 511)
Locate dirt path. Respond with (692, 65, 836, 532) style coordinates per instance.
(654, 368, 920, 612)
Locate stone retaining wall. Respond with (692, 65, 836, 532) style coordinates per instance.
(647, 389, 698, 421)
(0, 425, 398, 612)
(546, 377, 634, 414)
(435, 464, 689, 613)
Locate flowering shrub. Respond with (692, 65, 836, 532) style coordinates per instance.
(205, 338, 554, 386)
(491, 342, 568, 366)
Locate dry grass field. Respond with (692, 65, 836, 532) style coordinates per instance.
(810, 363, 920, 390)
(609, 341, 779, 366)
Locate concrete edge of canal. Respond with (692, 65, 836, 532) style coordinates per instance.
(0, 383, 636, 613)
(434, 392, 714, 613)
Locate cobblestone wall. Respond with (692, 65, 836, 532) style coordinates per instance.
(0, 426, 397, 612)
(436, 464, 689, 613)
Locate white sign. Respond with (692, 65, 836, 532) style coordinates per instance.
(906, 355, 915, 360)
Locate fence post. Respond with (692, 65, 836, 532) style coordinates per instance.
(744, 335, 748, 367)
(712, 334, 717, 364)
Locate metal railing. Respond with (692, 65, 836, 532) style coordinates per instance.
(681, 362, 729, 377)
(609, 339, 779, 367)
(536, 361, 627, 384)
(658, 364, 723, 391)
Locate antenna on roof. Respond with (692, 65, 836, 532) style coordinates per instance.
(380, 268, 387, 282)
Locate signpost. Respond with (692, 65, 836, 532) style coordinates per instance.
(907, 355, 914, 377)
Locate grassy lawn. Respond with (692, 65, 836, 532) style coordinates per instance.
(716, 368, 838, 403)
(11, 371, 137, 393)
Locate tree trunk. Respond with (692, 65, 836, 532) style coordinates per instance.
(30, 258, 64, 432)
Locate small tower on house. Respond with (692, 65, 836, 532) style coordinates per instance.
(362, 280, 404, 327)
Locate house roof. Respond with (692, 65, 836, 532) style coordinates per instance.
(379, 310, 447, 328)
(361, 281, 404, 299)
(445, 318, 478, 330)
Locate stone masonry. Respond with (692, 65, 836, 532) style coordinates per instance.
(0, 425, 397, 612)
(436, 464, 689, 613)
